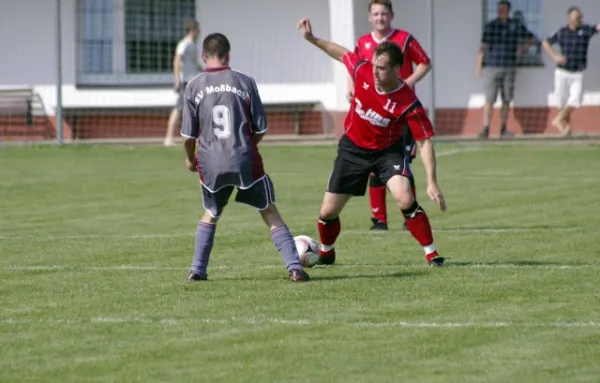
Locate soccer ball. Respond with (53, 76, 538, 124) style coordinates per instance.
(294, 235, 320, 268)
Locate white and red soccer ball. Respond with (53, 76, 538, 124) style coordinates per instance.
(294, 235, 320, 268)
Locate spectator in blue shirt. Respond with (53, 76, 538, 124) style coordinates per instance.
(476, 0, 537, 139)
(543, 7, 599, 137)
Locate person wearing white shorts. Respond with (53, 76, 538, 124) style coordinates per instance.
(554, 68, 583, 109)
(543, 7, 599, 136)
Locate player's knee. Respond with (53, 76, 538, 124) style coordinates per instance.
(389, 186, 414, 210)
(318, 208, 338, 221)
(401, 200, 424, 218)
(395, 193, 415, 210)
(202, 210, 219, 224)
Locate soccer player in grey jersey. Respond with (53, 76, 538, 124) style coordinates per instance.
(180, 33, 309, 282)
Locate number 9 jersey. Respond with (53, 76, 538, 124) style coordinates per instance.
(342, 52, 434, 151)
(181, 66, 267, 192)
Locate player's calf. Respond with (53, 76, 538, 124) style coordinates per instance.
(317, 216, 340, 264)
(189, 220, 217, 280)
(260, 204, 308, 280)
(316, 192, 349, 265)
(401, 201, 444, 266)
(387, 175, 443, 265)
(368, 174, 388, 229)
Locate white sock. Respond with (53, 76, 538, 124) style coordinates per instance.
(320, 243, 335, 252)
(423, 243, 437, 255)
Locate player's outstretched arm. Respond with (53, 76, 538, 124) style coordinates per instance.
(297, 18, 349, 62)
(416, 138, 446, 212)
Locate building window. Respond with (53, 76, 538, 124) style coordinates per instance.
(482, 0, 544, 67)
(125, 0, 195, 74)
(76, 0, 196, 85)
(78, 0, 114, 74)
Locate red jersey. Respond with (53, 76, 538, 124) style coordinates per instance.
(342, 52, 434, 150)
(354, 29, 430, 83)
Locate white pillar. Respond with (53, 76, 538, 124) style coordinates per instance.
(328, 0, 357, 111)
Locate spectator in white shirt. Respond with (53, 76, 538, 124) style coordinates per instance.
(164, 19, 203, 147)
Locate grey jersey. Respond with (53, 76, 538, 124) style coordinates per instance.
(181, 67, 268, 191)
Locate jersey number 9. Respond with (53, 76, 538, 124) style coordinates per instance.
(212, 105, 232, 139)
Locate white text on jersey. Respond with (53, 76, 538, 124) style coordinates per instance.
(194, 84, 249, 104)
(354, 98, 390, 127)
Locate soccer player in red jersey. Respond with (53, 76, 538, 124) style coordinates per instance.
(296, 18, 447, 267)
(350, 0, 432, 232)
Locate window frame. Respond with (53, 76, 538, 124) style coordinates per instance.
(481, 0, 545, 68)
(76, 0, 196, 86)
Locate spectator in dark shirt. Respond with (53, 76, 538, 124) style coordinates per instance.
(543, 7, 599, 136)
(476, 0, 537, 139)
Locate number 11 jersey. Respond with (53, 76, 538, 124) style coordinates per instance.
(342, 52, 434, 151)
(181, 66, 267, 191)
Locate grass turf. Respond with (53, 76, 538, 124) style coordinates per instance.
(1, 142, 599, 382)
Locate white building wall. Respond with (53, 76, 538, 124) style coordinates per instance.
(0, 0, 598, 113)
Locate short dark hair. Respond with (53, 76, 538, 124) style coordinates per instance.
(368, 0, 393, 14)
(498, 0, 511, 10)
(202, 33, 230, 60)
(373, 41, 404, 68)
(567, 6, 581, 14)
(185, 19, 199, 33)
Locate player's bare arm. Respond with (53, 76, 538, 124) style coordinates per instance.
(404, 63, 430, 87)
(173, 54, 183, 91)
(183, 138, 197, 171)
(517, 36, 538, 55)
(403, 38, 431, 87)
(297, 18, 349, 62)
(542, 39, 566, 64)
(416, 138, 446, 212)
(476, 43, 487, 77)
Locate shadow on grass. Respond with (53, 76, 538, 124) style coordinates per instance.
(209, 269, 429, 282)
(313, 269, 426, 281)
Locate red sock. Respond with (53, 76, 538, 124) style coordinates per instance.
(403, 204, 434, 248)
(317, 217, 341, 254)
(369, 186, 387, 223)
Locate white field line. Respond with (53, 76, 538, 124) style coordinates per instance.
(435, 147, 480, 157)
(0, 316, 599, 328)
(1, 262, 595, 272)
(0, 226, 584, 241)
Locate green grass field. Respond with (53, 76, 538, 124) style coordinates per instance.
(1, 142, 599, 382)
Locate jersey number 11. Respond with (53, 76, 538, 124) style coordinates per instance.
(383, 99, 397, 113)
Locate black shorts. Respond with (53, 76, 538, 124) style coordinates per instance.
(201, 175, 275, 218)
(328, 135, 413, 196)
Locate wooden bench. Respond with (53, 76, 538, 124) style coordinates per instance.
(0, 88, 54, 139)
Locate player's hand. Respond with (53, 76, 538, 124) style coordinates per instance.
(427, 183, 447, 212)
(185, 157, 197, 172)
(554, 55, 567, 65)
(297, 18, 314, 41)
